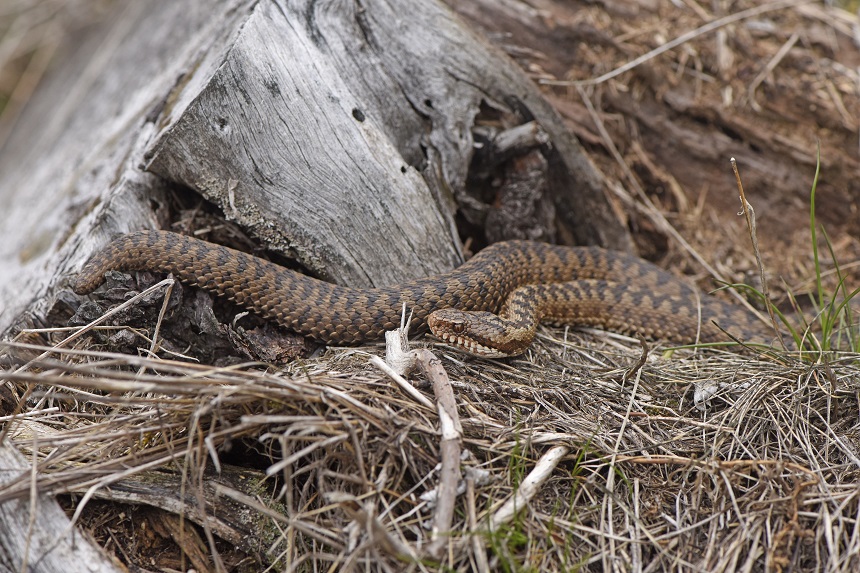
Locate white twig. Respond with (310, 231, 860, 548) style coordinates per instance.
(369, 355, 434, 409)
(491, 445, 569, 529)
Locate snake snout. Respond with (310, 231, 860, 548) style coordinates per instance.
(427, 309, 528, 357)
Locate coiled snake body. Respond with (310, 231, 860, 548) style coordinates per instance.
(73, 230, 769, 356)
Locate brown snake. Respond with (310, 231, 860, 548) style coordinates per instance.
(72, 230, 770, 356)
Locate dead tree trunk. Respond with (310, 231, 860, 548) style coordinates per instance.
(0, 0, 629, 338)
(0, 444, 123, 573)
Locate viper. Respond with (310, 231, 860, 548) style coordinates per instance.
(73, 230, 769, 357)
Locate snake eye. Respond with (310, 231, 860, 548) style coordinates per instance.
(451, 321, 466, 334)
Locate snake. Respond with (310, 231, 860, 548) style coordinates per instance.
(72, 230, 770, 357)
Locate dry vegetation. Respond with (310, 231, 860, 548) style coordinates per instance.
(4, 327, 860, 571)
(3, 1, 860, 572)
(455, 0, 860, 292)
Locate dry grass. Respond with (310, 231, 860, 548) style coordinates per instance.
(3, 325, 860, 571)
(3, 0, 860, 571)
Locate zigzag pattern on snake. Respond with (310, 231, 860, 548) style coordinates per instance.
(72, 230, 770, 356)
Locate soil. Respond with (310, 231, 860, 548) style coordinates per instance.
(450, 0, 860, 304)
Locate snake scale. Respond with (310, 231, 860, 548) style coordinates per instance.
(72, 230, 770, 356)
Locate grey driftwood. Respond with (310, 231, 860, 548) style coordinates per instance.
(0, 0, 628, 338)
(0, 444, 123, 573)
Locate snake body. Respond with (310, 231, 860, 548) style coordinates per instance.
(72, 230, 769, 356)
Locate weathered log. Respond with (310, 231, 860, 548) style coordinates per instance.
(0, 0, 628, 338)
(0, 444, 123, 573)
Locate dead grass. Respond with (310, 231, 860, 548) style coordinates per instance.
(3, 327, 860, 571)
(2, 0, 860, 571)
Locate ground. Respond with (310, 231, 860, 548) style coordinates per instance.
(454, 0, 860, 300)
(2, 1, 860, 572)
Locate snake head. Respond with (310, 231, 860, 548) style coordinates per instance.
(427, 309, 532, 358)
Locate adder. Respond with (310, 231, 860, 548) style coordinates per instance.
(73, 230, 770, 357)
